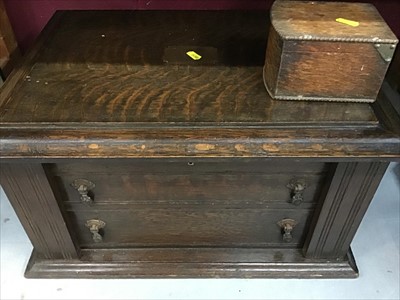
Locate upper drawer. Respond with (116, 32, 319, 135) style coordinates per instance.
(46, 159, 331, 208)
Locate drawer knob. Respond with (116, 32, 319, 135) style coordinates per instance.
(85, 219, 106, 243)
(71, 179, 95, 204)
(277, 218, 298, 243)
(286, 179, 307, 205)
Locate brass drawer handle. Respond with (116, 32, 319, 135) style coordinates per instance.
(71, 179, 95, 204)
(85, 219, 106, 243)
(286, 179, 306, 205)
(277, 218, 298, 243)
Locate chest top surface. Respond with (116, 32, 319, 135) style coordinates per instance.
(0, 10, 398, 159)
(0, 10, 378, 125)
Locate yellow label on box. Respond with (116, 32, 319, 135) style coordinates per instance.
(335, 18, 359, 27)
(186, 51, 202, 60)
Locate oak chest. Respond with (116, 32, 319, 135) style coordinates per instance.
(0, 10, 399, 279)
(264, 1, 398, 102)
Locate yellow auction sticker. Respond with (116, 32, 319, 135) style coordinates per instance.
(335, 18, 359, 27)
(186, 51, 202, 60)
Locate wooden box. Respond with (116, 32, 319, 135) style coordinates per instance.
(0, 10, 399, 279)
(264, 1, 398, 103)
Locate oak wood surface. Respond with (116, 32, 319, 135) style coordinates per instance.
(277, 42, 387, 99)
(24, 248, 358, 278)
(0, 0, 20, 77)
(304, 162, 389, 259)
(265, 1, 398, 103)
(271, 1, 397, 42)
(48, 160, 328, 206)
(263, 27, 282, 95)
(1, 126, 398, 159)
(0, 10, 398, 159)
(59, 173, 324, 205)
(0, 9, 398, 280)
(0, 10, 377, 124)
(67, 208, 312, 248)
(0, 164, 79, 259)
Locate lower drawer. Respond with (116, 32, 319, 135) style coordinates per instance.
(68, 208, 313, 248)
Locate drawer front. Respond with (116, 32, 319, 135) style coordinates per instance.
(68, 208, 313, 248)
(47, 160, 330, 207)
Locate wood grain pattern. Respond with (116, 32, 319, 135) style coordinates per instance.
(0, 0, 20, 77)
(263, 27, 282, 95)
(0, 10, 378, 125)
(1, 127, 399, 159)
(271, 1, 397, 42)
(303, 162, 389, 259)
(373, 81, 400, 134)
(25, 248, 358, 278)
(68, 208, 313, 248)
(265, 1, 398, 102)
(0, 10, 398, 279)
(59, 173, 324, 205)
(277, 41, 387, 100)
(48, 160, 329, 206)
(1, 10, 397, 160)
(0, 164, 78, 259)
(0, 11, 62, 103)
(1, 62, 377, 123)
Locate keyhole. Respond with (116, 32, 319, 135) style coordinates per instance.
(187, 162, 195, 166)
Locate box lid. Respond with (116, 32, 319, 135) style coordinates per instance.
(271, 1, 398, 43)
